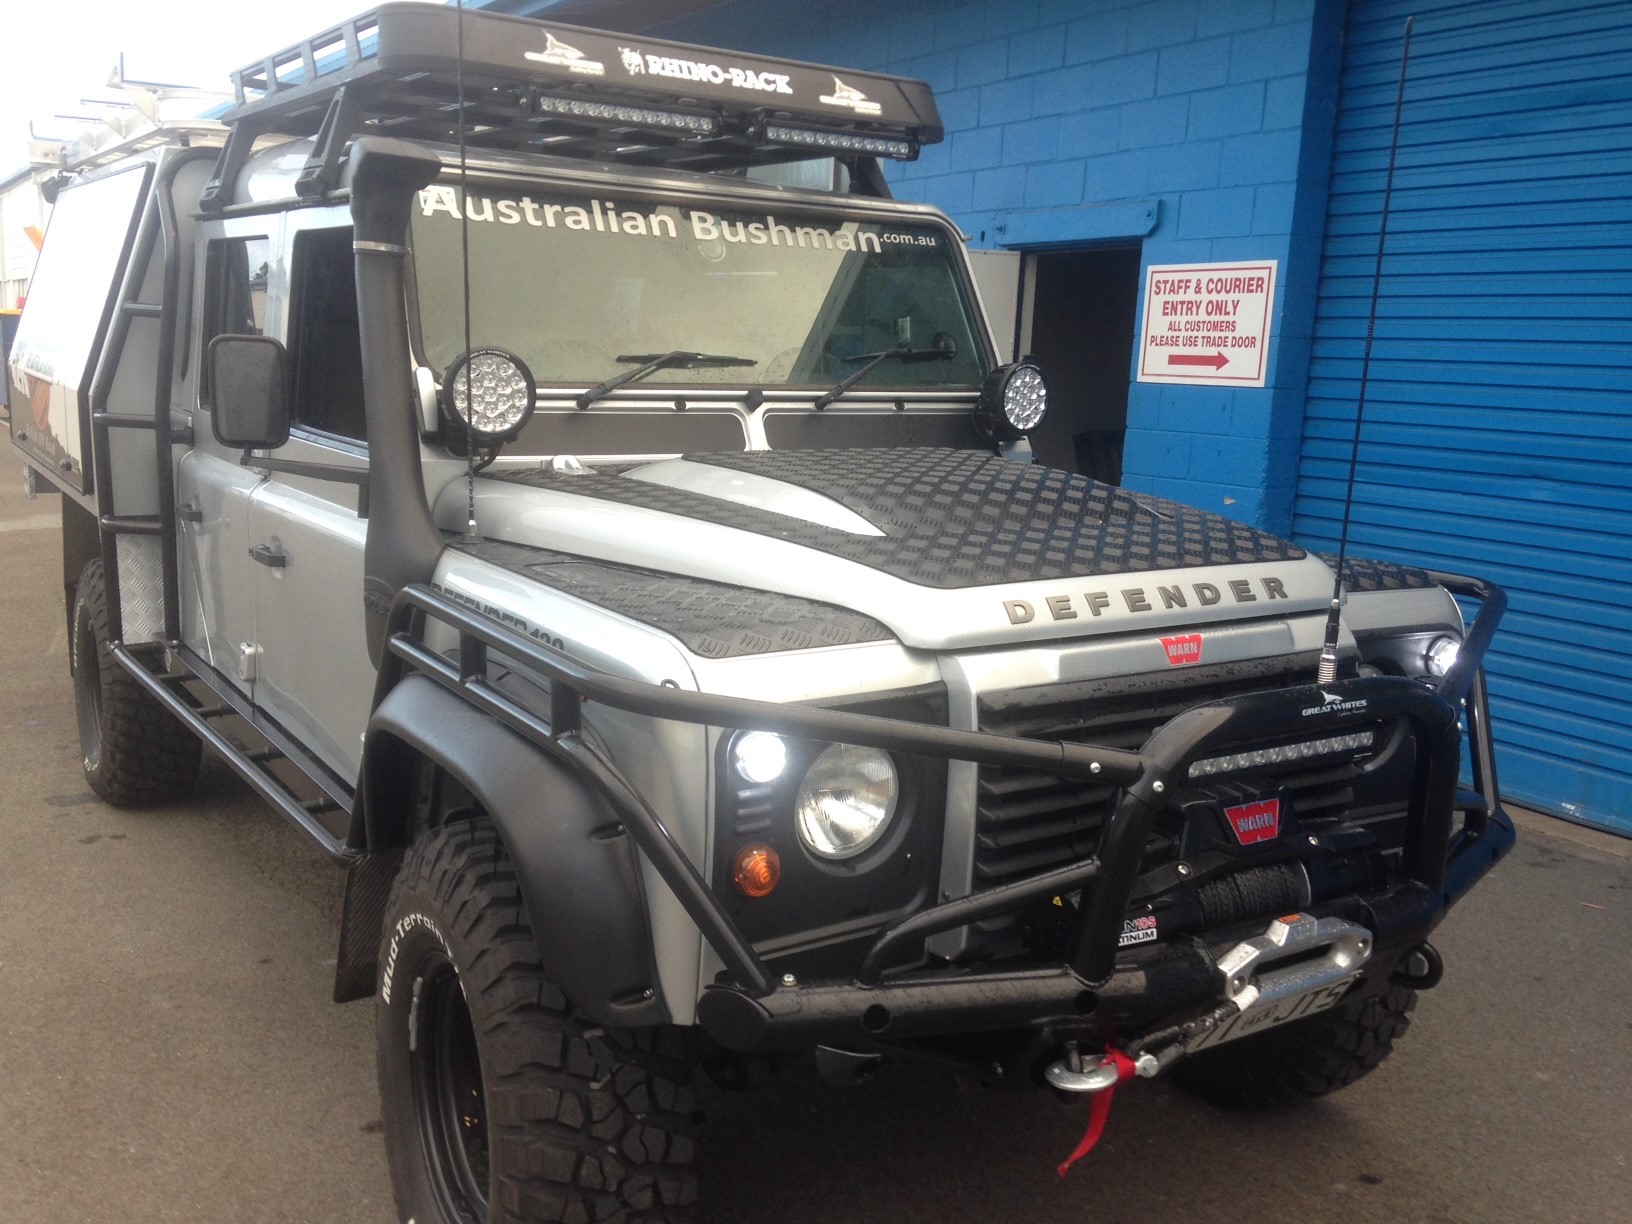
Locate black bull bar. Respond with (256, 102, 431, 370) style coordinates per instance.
(375, 571, 1514, 1051)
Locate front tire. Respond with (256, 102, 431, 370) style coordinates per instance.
(70, 559, 201, 805)
(376, 818, 698, 1223)
(1172, 981, 1417, 1110)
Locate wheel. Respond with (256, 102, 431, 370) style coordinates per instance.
(376, 818, 698, 1223)
(1172, 981, 1417, 1110)
(70, 558, 201, 805)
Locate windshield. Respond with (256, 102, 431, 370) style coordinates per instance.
(410, 184, 990, 392)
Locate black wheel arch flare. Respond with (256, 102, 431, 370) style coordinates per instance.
(355, 673, 669, 1028)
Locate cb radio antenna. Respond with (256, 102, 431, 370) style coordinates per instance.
(1318, 16, 1414, 684)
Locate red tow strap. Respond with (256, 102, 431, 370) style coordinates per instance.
(1055, 1049, 1139, 1178)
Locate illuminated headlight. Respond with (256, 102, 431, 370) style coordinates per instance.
(1424, 636, 1460, 677)
(794, 744, 898, 860)
(974, 361, 1049, 440)
(443, 348, 536, 442)
(731, 731, 789, 785)
(1189, 730, 1376, 780)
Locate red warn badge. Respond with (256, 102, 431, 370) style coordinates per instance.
(1224, 798, 1281, 845)
(1161, 634, 1203, 666)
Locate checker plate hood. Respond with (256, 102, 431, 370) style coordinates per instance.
(470, 448, 1335, 651)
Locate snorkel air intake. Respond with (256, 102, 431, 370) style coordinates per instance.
(347, 138, 446, 665)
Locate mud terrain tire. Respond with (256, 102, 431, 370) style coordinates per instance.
(377, 818, 697, 1223)
(1173, 981, 1417, 1110)
(71, 559, 201, 805)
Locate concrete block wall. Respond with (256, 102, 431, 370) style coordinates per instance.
(652, 0, 1345, 534)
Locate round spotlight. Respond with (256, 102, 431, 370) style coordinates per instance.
(1424, 636, 1461, 677)
(443, 348, 536, 443)
(731, 731, 788, 785)
(794, 744, 899, 861)
(974, 361, 1049, 441)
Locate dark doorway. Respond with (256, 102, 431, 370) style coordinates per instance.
(1023, 246, 1141, 483)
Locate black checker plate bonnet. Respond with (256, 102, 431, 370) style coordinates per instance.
(453, 538, 895, 658)
(1318, 552, 1437, 593)
(495, 449, 1304, 590)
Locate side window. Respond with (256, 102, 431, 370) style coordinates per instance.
(201, 236, 270, 405)
(203, 236, 270, 339)
(289, 227, 366, 443)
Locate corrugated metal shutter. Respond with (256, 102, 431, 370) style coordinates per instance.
(1293, 0, 1632, 833)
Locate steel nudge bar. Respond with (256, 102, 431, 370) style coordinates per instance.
(375, 569, 1505, 1004)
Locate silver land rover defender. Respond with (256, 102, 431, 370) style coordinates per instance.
(8, 5, 1514, 1221)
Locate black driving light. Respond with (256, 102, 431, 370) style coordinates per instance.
(442, 348, 537, 445)
(974, 360, 1049, 441)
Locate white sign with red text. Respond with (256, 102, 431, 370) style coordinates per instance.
(1137, 259, 1277, 387)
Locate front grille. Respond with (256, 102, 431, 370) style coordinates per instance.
(974, 654, 1366, 890)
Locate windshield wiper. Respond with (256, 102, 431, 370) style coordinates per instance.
(812, 345, 954, 411)
(575, 350, 756, 410)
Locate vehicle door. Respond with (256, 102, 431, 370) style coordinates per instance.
(176, 220, 274, 692)
(244, 211, 375, 782)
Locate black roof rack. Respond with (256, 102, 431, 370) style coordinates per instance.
(200, 2, 943, 211)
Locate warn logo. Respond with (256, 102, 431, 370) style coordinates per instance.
(1224, 798, 1282, 846)
(1161, 634, 1204, 667)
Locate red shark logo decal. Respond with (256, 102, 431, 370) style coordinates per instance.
(1160, 634, 1203, 666)
(1224, 798, 1281, 845)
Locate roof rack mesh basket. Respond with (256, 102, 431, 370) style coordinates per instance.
(201, 2, 943, 211)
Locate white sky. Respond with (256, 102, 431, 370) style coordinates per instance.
(1, 0, 429, 175)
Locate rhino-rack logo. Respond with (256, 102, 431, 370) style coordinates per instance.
(1223, 798, 1281, 846)
(1161, 634, 1203, 667)
(525, 32, 605, 76)
(820, 76, 883, 115)
(620, 45, 793, 95)
(1302, 690, 1368, 718)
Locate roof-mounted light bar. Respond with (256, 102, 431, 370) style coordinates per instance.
(533, 95, 717, 135)
(763, 123, 915, 160)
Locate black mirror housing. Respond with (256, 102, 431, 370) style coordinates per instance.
(208, 334, 291, 449)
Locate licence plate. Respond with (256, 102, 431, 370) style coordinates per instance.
(1188, 975, 1359, 1052)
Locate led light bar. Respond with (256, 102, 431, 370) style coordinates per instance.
(1188, 730, 1376, 780)
(763, 123, 915, 160)
(533, 95, 717, 134)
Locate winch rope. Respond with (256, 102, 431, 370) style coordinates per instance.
(1055, 1048, 1138, 1178)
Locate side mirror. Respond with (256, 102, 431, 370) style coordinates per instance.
(207, 334, 290, 449)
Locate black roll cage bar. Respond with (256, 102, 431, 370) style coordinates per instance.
(371, 570, 1507, 1000)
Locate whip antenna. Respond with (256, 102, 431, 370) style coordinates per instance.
(456, 0, 480, 545)
(1318, 15, 1413, 684)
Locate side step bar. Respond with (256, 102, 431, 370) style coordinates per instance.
(111, 642, 358, 864)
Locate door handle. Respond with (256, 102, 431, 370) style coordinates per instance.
(250, 543, 287, 568)
(178, 501, 204, 523)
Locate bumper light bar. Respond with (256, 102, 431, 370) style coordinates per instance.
(1188, 730, 1375, 780)
(763, 123, 915, 159)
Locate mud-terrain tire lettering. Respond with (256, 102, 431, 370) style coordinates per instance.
(376, 818, 698, 1222)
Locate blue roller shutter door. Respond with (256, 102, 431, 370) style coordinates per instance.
(1293, 0, 1632, 833)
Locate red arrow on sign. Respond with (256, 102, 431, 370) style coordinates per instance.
(1168, 352, 1230, 370)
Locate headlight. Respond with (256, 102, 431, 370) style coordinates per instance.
(1424, 636, 1460, 677)
(443, 348, 536, 442)
(794, 744, 899, 860)
(974, 361, 1049, 440)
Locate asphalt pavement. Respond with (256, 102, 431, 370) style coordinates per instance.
(0, 470, 1627, 1224)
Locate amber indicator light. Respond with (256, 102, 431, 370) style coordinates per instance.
(732, 844, 782, 898)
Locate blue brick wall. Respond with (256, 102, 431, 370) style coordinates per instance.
(639, 0, 1344, 534)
